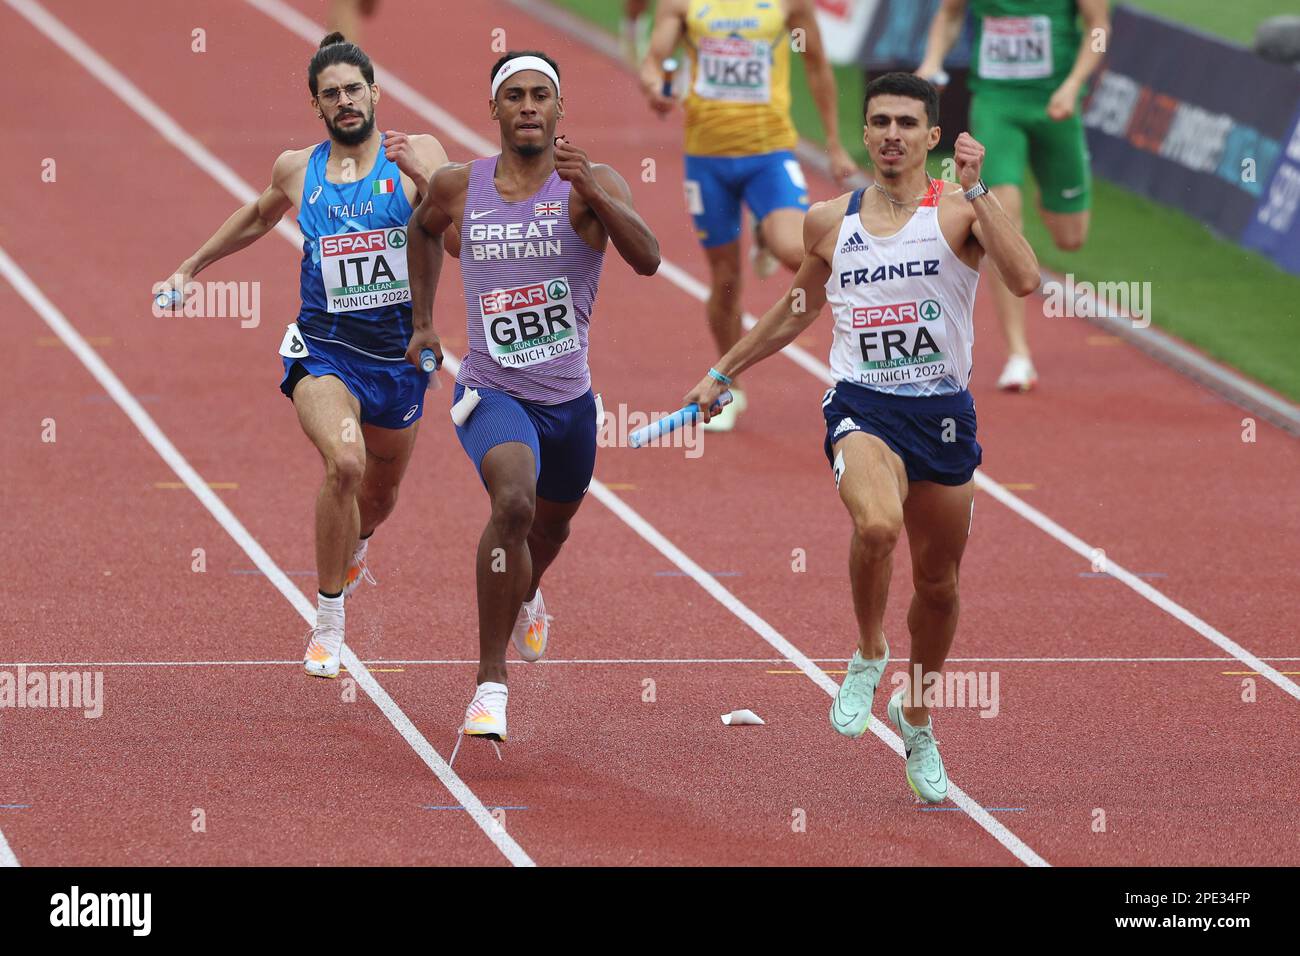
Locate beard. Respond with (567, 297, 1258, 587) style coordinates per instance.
(514, 140, 546, 157)
(326, 107, 375, 146)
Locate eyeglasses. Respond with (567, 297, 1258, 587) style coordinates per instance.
(317, 82, 369, 105)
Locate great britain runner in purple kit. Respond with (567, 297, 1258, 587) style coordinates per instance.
(405, 50, 661, 748)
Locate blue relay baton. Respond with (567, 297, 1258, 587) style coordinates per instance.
(153, 288, 183, 310)
(628, 390, 733, 448)
(661, 58, 678, 98)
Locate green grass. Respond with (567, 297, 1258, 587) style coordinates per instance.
(552, 0, 1300, 400)
(1120, 0, 1297, 46)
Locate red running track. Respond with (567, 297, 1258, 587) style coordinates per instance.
(2, 0, 1298, 866)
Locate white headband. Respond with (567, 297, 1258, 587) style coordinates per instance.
(491, 56, 560, 100)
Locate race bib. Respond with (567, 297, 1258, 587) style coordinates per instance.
(693, 36, 771, 103)
(851, 299, 950, 387)
(278, 322, 310, 358)
(479, 278, 578, 369)
(318, 226, 410, 313)
(978, 16, 1053, 81)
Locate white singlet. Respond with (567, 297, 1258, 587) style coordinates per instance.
(825, 180, 980, 397)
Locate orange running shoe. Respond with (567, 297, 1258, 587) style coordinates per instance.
(510, 589, 550, 662)
(303, 626, 343, 679)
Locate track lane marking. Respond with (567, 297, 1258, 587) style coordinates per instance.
(1, 0, 533, 868)
(4, 656, 1292, 667)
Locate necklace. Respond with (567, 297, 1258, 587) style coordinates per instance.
(873, 175, 934, 208)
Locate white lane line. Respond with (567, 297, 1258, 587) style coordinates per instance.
(0, 828, 17, 868)
(246, 0, 1050, 869)
(3, 657, 1292, 667)
(240, 0, 1296, 705)
(2, 0, 532, 868)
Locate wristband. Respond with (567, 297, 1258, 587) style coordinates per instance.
(707, 367, 733, 386)
(964, 179, 989, 202)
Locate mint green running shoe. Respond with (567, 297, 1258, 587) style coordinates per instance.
(828, 641, 889, 738)
(887, 687, 949, 803)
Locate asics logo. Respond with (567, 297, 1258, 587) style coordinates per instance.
(308, 185, 323, 204)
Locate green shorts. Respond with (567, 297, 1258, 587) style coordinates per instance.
(969, 87, 1092, 213)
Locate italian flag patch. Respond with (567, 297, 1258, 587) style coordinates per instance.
(373, 178, 395, 195)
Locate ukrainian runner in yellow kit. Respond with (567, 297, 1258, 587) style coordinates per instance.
(641, 0, 858, 430)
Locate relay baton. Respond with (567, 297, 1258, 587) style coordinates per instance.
(153, 288, 182, 309)
(661, 58, 678, 98)
(628, 390, 733, 448)
(419, 347, 443, 391)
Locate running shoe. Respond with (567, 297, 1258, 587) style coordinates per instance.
(462, 681, 508, 741)
(701, 387, 746, 432)
(829, 641, 889, 738)
(341, 541, 377, 599)
(887, 687, 950, 803)
(303, 626, 343, 679)
(511, 589, 549, 662)
(996, 354, 1038, 392)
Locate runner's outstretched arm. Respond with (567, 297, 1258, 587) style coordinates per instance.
(682, 201, 839, 420)
(157, 150, 297, 296)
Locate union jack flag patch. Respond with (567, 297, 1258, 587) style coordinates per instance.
(535, 201, 562, 217)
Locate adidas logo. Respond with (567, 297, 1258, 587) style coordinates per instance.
(839, 231, 868, 254)
(833, 417, 860, 438)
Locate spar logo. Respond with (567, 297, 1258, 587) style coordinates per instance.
(482, 283, 546, 314)
(851, 300, 943, 328)
(320, 229, 389, 257)
(480, 278, 574, 357)
(853, 301, 917, 328)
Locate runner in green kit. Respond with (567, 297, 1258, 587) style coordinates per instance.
(918, 0, 1111, 391)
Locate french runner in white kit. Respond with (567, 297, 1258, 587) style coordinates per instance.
(684, 73, 1039, 802)
(406, 52, 661, 748)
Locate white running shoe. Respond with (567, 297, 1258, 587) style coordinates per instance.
(341, 541, 377, 599)
(462, 681, 508, 741)
(701, 387, 746, 432)
(511, 589, 550, 662)
(303, 626, 343, 679)
(996, 354, 1038, 392)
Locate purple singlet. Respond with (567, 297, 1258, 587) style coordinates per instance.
(456, 157, 605, 404)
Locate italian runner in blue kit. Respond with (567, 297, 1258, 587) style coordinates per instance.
(155, 33, 449, 679)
